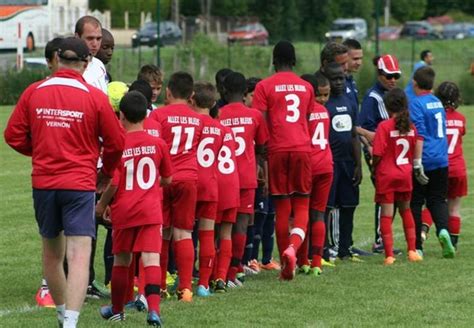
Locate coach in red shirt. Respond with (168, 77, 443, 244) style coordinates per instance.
(4, 37, 124, 328)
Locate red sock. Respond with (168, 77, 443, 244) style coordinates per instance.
(421, 208, 433, 229)
(144, 265, 161, 314)
(111, 265, 129, 314)
(160, 239, 170, 290)
(138, 259, 145, 295)
(400, 209, 416, 251)
(289, 197, 309, 251)
(274, 198, 291, 257)
(296, 234, 309, 266)
(227, 232, 246, 281)
(174, 238, 194, 291)
(125, 256, 136, 303)
(311, 220, 325, 268)
(380, 216, 394, 257)
(448, 216, 461, 236)
(198, 230, 215, 288)
(215, 239, 232, 281)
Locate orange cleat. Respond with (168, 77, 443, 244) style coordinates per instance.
(248, 259, 261, 273)
(407, 250, 423, 262)
(36, 287, 55, 308)
(383, 256, 396, 266)
(177, 288, 193, 302)
(280, 247, 297, 281)
(260, 259, 281, 271)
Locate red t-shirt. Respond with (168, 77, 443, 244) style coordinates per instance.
(219, 102, 268, 189)
(309, 102, 333, 175)
(373, 118, 419, 194)
(197, 114, 224, 201)
(217, 125, 240, 211)
(144, 117, 162, 138)
(252, 71, 313, 153)
(445, 108, 466, 177)
(149, 103, 203, 181)
(111, 131, 173, 229)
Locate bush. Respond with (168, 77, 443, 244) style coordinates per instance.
(0, 69, 48, 105)
(457, 73, 474, 105)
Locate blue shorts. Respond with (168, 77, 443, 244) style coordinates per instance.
(254, 186, 275, 214)
(327, 161, 359, 208)
(33, 189, 96, 238)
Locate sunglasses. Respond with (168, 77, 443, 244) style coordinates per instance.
(382, 73, 401, 80)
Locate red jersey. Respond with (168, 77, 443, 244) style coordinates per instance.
(309, 102, 333, 175)
(373, 118, 419, 194)
(217, 125, 240, 211)
(144, 117, 162, 138)
(4, 69, 124, 190)
(445, 108, 466, 177)
(219, 102, 268, 189)
(149, 103, 203, 181)
(252, 71, 313, 153)
(197, 114, 224, 201)
(111, 131, 173, 229)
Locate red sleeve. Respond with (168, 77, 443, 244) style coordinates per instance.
(4, 85, 35, 156)
(372, 124, 387, 157)
(97, 96, 126, 177)
(251, 82, 267, 112)
(254, 110, 269, 146)
(462, 115, 466, 136)
(111, 167, 121, 187)
(158, 140, 173, 178)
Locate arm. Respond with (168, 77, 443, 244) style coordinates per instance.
(96, 183, 118, 219)
(158, 141, 173, 187)
(351, 125, 362, 186)
(4, 89, 33, 156)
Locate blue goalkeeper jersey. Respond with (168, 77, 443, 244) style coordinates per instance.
(409, 92, 448, 170)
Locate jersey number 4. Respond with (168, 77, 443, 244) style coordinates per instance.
(311, 122, 328, 150)
(124, 157, 156, 190)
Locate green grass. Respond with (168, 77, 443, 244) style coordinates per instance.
(1, 104, 473, 327)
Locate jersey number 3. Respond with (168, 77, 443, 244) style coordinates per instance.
(285, 94, 300, 123)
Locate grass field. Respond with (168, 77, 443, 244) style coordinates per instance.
(1, 104, 473, 327)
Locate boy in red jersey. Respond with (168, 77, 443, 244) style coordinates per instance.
(372, 88, 423, 265)
(190, 82, 224, 296)
(149, 72, 203, 302)
(95, 91, 172, 325)
(252, 41, 314, 280)
(219, 72, 269, 287)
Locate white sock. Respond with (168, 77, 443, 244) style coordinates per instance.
(63, 310, 79, 328)
(56, 304, 65, 324)
(41, 278, 48, 287)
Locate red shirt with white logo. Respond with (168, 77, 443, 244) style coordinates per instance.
(252, 71, 313, 153)
(309, 102, 333, 175)
(4, 69, 124, 190)
(217, 125, 240, 211)
(219, 102, 268, 189)
(373, 118, 419, 194)
(149, 103, 203, 181)
(111, 131, 173, 229)
(445, 108, 466, 177)
(144, 117, 162, 138)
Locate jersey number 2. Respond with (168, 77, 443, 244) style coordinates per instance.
(396, 139, 410, 165)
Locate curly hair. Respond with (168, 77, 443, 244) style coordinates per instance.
(435, 81, 461, 109)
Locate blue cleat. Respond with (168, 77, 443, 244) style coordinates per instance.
(196, 285, 212, 297)
(99, 305, 125, 322)
(147, 310, 163, 326)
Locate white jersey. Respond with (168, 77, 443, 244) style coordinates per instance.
(83, 57, 108, 94)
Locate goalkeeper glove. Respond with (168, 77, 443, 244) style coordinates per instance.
(413, 159, 429, 185)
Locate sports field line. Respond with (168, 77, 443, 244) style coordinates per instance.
(0, 304, 41, 317)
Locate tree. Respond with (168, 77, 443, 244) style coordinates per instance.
(392, 0, 427, 22)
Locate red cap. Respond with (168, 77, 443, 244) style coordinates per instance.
(377, 54, 401, 74)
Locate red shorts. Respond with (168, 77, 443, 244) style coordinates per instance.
(196, 201, 218, 220)
(375, 191, 412, 204)
(216, 208, 238, 224)
(238, 189, 256, 214)
(268, 151, 312, 196)
(112, 224, 162, 254)
(448, 176, 468, 199)
(310, 172, 333, 212)
(163, 181, 197, 230)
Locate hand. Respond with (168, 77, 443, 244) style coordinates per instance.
(102, 206, 112, 227)
(413, 159, 429, 185)
(95, 201, 106, 219)
(96, 170, 111, 194)
(353, 164, 362, 186)
(366, 131, 375, 145)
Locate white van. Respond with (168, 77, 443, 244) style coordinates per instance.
(325, 18, 368, 41)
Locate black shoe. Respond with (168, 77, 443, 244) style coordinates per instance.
(86, 283, 109, 299)
(372, 243, 402, 256)
(350, 247, 373, 256)
(214, 279, 227, 293)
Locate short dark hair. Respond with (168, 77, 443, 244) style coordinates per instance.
(300, 74, 318, 92)
(44, 37, 63, 62)
(320, 42, 348, 65)
(245, 77, 261, 95)
(215, 68, 233, 86)
(420, 49, 431, 61)
(414, 66, 435, 90)
(101, 28, 114, 42)
(435, 81, 461, 109)
(119, 91, 148, 123)
(137, 64, 163, 84)
(273, 40, 296, 67)
(129, 79, 153, 107)
(193, 81, 217, 109)
(168, 71, 194, 99)
(223, 72, 247, 95)
(321, 62, 343, 79)
(75, 15, 101, 36)
(343, 39, 361, 50)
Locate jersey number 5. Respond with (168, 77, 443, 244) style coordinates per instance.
(285, 94, 300, 123)
(124, 157, 156, 190)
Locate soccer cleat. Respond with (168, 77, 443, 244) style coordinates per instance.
(421, 230, 428, 242)
(99, 305, 125, 322)
(236, 272, 246, 283)
(226, 279, 243, 288)
(407, 250, 423, 262)
(35, 286, 55, 308)
(214, 279, 227, 293)
(243, 265, 258, 276)
(124, 301, 137, 310)
(383, 256, 396, 266)
(176, 288, 193, 302)
(87, 282, 109, 299)
(196, 285, 212, 297)
(309, 267, 322, 277)
(416, 249, 424, 258)
(438, 229, 455, 259)
(350, 247, 373, 256)
(248, 259, 261, 273)
(280, 246, 297, 281)
(321, 259, 336, 267)
(372, 243, 402, 256)
(166, 272, 176, 287)
(260, 259, 281, 271)
(147, 310, 163, 327)
(297, 264, 311, 274)
(160, 289, 171, 300)
(135, 294, 148, 312)
(338, 255, 364, 263)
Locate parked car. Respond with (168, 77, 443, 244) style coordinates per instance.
(400, 21, 442, 39)
(325, 18, 368, 41)
(227, 23, 269, 46)
(377, 26, 401, 40)
(442, 23, 474, 39)
(131, 21, 182, 48)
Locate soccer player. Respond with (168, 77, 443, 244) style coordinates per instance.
(244, 77, 262, 107)
(149, 72, 203, 302)
(405, 50, 434, 101)
(96, 28, 115, 83)
(4, 37, 124, 328)
(372, 88, 423, 265)
(252, 41, 314, 280)
(96, 91, 172, 325)
(409, 66, 455, 258)
(190, 81, 224, 296)
(213, 68, 233, 111)
(137, 64, 164, 108)
(219, 72, 269, 286)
